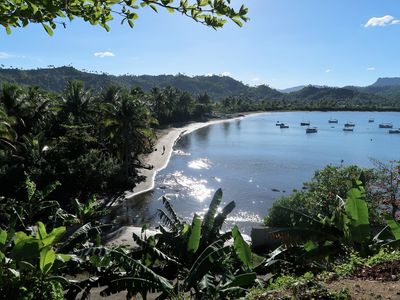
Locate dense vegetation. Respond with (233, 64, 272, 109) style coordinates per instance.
(1, 67, 400, 111)
(2, 79, 400, 299)
(0, 81, 220, 205)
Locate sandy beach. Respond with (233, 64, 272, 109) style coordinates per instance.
(124, 112, 266, 199)
(107, 112, 266, 250)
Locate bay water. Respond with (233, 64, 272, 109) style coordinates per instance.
(113, 111, 400, 233)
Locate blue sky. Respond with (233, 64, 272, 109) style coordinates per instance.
(1, 0, 400, 89)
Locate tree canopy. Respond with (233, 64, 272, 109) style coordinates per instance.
(0, 0, 249, 35)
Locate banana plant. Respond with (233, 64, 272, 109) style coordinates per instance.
(132, 189, 259, 299)
(0, 222, 71, 299)
(265, 176, 400, 272)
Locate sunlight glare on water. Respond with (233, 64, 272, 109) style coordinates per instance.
(188, 158, 212, 170)
(118, 111, 400, 234)
(163, 171, 214, 202)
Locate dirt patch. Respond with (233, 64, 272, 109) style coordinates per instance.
(354, 260, 400, 281)
(326, 279, 400, 300)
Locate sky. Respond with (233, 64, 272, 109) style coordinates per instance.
(1, 0, 400, 89)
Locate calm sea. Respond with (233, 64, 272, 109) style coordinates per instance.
(113, 111, 400, 233)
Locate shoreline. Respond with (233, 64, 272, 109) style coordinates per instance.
(124, 111, 267, 200)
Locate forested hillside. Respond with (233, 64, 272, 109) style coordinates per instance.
(0, 67, 399, 109)
(0, 66, 282, 100)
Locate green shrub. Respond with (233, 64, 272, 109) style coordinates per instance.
(264, 165, 379, 227)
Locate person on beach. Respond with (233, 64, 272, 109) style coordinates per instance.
(162, 145, 166, 155)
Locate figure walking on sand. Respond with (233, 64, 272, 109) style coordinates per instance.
(162, 145, 166, 155)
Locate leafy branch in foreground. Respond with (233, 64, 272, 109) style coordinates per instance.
(0, 0, 248, 35)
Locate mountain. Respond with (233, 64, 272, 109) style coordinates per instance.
(279, 85, 305, 93)
(0, 66, 282, 101)
(371, 77, 400, 87)
(0, 67, 398, 108)
(279, 84, 328, 93)
(286, 85, 390, 105)
(345, 78, 400, 100)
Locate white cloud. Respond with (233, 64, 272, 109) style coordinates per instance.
(221, 71, 231, 76)
(364, 15, 400, 27)
(205, 73, 213, 77)
(252, 77, 261, 82)
(94, 51, 115, 58)
(325, 69, 332, 73)
(0, 52, 16, 59)
(367, 67, 375, 71)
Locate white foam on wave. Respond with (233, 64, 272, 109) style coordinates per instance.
(188, 158, 212, 170)
(173, 149, 191, 156)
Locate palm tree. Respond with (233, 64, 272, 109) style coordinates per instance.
(58, 81, 95, 125)
(0, 104, 17, 151)
(101, 90, 157, 178)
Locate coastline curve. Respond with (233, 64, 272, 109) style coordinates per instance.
(124, 112, 267, 200)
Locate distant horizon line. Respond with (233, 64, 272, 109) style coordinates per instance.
(0, 64, 394, 91)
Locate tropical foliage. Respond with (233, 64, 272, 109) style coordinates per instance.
(1, 0, 248, 35)
(263, 173, 400, 275)
(3, 67, 400, 111)
(0, 182, 259, 299)
(0, 81, 217, 208)
(265, 165, 382, 228)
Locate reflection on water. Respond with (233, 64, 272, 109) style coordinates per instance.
(222, 122, 231, 137)
(177, 134, 191, 149)
(236, 119, 242, 130)
(111, 191, 157, 226)
(114, 111, 400, 234)
(194, 126, 211, 143)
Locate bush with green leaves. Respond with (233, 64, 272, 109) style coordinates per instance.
(0, 223, 70, 300)
(264, 165, 382, 227)
(263, 176, 400, 275)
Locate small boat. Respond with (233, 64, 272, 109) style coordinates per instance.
(368, 118, 374, 123)
(279, 123, 289, 128)
(276, 121, 282, 126)
(300, 121, 310, 126)
(379, 123, 393, 128)
(389, 129, 400, 134)
(344, 122, 355, 127)
(306, 127, 317, 133)
(328, 119, 338, 123)
(343, 128, 354, 132)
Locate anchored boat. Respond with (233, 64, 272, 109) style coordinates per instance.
(328, 119, 338, 123)
(379, 123, 393, 128)
(389, 129, 400, 134)
(344, 122, 355, 127)
(300, 121, 310, 126)
(306, 127, 317, 133)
